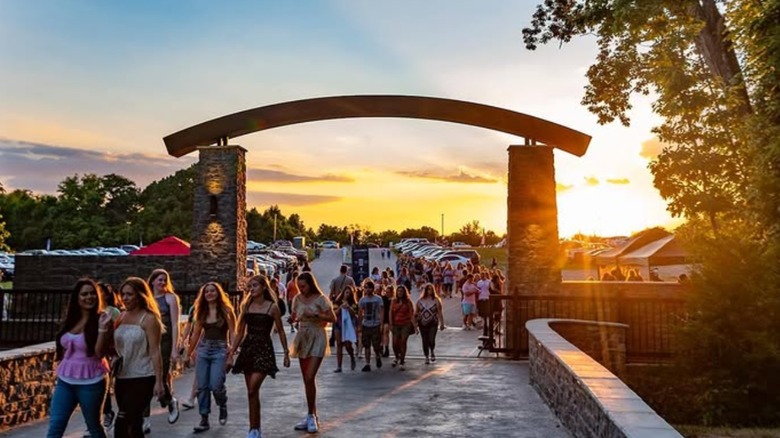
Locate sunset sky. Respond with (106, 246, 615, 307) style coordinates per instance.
(0, 0, 679, 238)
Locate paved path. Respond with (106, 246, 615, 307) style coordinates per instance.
(1, 249, 569, 437)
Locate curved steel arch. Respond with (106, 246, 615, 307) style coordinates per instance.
(163, 95, 591, 157)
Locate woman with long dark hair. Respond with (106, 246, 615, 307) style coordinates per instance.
(289, 271, 336, 433)
(46, 279, 110, 438)
(144, 268, 181, 429)
(113, 277, 165, 438)
(416, 283, 445, 364)
(389, 285, 417, 371)
(230, 275, 290, 438)
(187, 282, 237, 432)
(332, 284, 358, 372)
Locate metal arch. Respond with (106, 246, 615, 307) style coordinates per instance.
(163, 95, 591, 157)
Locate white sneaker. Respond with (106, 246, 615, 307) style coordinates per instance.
(307, 414, 319, 433)
(247, 429, 261, 438)
(293, 417, 308, 430)
(142, 417, 151, 434)
(168, 397, 180, 424)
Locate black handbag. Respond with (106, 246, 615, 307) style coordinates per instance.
(110, 356, 123, 378)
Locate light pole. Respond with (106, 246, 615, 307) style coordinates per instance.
(441, 213, 444, 240)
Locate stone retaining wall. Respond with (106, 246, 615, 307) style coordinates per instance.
(527, 318, 682, 438)
(0, 342, 57, 431)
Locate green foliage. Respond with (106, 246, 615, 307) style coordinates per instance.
(523, 0, 754, 230)
(135, 165, 196, 244)
(674, 219, 780, 426)
(524, 0, 780, 427)
(246, 205, 315, 243)
(399, 226, 439, 242)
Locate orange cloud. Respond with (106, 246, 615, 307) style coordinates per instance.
(556, 183, 574, 192)
(606, 178, 630, 185)
(640, 137, 666, 160)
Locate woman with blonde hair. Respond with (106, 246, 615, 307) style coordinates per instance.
(230, 275, 290, 438)
(113, 277, 165, 438)
(187, 282, 237, 432)
(143, 269, 181, 429)
(289, 272, 336, 433)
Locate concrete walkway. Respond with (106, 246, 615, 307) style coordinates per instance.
(1, 249, 569, 438)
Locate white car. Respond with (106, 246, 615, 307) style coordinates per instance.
(320, 241, 340, 249)
(452, 242, 471, 248)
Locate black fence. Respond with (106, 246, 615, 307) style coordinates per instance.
(0, 289, 246, 349)
(485, 293, 688, 363)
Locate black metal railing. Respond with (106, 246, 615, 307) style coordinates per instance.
(484, 293, 688, 362)
(0, 289, 247, 349)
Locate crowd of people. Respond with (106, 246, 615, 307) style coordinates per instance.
(45, 269, 326, 438)
(45, 250, 505, 438)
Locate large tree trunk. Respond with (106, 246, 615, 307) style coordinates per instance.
(690, 0, 753, 114)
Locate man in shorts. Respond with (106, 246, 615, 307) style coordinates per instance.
(358, 280, 384, 371)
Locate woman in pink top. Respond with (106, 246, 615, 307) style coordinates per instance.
(46, 279, 111, 438)
(461, 274, 479, 330)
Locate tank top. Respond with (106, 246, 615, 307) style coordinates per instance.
(155, 294, 172, 330)
(57, 332, 109, 384)
(203, 319, 229, 341)
(114, 313, 155, 379)
(417, 299, 439, 326)
(391, 300, 413, 326)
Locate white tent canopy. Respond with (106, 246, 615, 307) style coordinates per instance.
(618, 235, 688, 267)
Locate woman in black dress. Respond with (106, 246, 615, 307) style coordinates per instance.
(230, 275, 290, 438)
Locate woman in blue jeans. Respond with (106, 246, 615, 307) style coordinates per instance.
(47, 279, 111, 438)
(187, 282, 236, 432)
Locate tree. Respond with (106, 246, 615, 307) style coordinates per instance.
(523, 0, 761, 232)
(316, 224, 349, 244)
(449, 220, 483, 246)
(523, 0, 780, 425)
(137, 164, 197, 244)
(399, 226, 439, 242)
(0, 182, 9, 251)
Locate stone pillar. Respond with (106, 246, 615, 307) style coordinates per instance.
(506, 145, 561, 354)
(189, 145, 247, 291)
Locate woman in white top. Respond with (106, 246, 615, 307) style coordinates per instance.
(113, 277, 165, 438)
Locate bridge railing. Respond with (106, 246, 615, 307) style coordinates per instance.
(485, 284, 688, 362)
(0, 289, 247, 349)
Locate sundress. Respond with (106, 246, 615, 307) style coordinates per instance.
(290, 295, 332, 358)
(232, 310, 279, 378)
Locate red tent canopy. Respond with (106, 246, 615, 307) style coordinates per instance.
(130, 236, 190, 256)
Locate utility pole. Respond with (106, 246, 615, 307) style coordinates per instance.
(441, 213, 444, 240)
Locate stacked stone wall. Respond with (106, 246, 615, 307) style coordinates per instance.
(189, 145, 247, 291)
(0, 342, 57, 431)
(13, 255, 198, 290)
(527, 318, 682, 438)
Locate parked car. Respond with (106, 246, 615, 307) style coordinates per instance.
(452, 241, 471, 248)
(321, 241, 340, 249)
